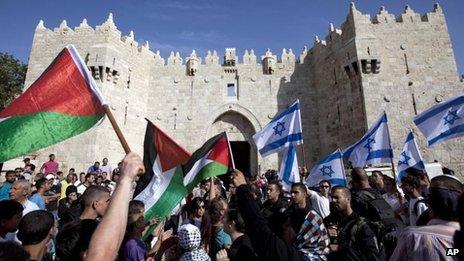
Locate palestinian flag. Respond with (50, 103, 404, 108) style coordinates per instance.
(183, 132, 234, 192)
(134, 120, 190, 225)
(0, 45, 105, 163)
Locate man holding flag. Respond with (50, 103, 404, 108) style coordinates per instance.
(253, 100, 303, 190)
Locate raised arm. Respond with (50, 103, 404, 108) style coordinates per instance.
(85, 152, 144, 260)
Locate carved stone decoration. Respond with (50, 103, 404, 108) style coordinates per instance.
(435, 94, 443, 103)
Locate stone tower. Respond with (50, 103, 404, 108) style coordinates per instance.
(14, 3, 464, 176)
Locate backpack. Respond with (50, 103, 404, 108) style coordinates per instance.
(345, 217, 386, 261)
(354, 190, 403, 259)
(355, 190, 401, 230)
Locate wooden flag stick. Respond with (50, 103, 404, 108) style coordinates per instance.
(300, 144, 307, 168)
(209, 177, 215, 201)
(103, 104, 131, 154)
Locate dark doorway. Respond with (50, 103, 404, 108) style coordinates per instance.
(230, 141, 251, 176)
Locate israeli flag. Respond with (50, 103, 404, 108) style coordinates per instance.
(343, 112, 393, 167)
(306, 149, 346, 187)
(414, 93, 464, 146)
(253, 100, 303, 157)
(279, 145, 300, 191)
(397, 130, 425, 185)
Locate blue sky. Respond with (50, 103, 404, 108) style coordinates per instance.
(0, 0, 462, 75)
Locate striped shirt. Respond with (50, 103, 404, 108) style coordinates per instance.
(390, 219, 460, 261)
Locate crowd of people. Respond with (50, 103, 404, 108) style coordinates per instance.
(0, 152, 463, 260)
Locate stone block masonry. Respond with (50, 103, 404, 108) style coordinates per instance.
(9, 3, 464, 177)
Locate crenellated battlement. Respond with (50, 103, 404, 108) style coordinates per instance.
(22, 2, 464, 177)
(34, 13, 307, 69)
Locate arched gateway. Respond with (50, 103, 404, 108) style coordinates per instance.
(206, 104, 261, 176)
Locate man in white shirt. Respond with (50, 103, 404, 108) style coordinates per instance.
(100, 158, 112, 181)
(77, 174, 95, 195)
(401, 174, 428, 226)
(308, 180, 331, 218)
(6, 180, 39, 242)
(9, 180, 39, 215)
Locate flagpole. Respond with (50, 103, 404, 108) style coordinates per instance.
(338, 148, 348, 186)
(103, 105, 131, 154)
(225, 132, 236, 170)
(300, 145, 307, 168)
(384, 111, 396, 181)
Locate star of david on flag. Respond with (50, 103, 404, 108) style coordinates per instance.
(414, 93, 464, 146)
(273, 121, 286, 136)
(397, 130, 425, 185)
(253, 100, 303, 157)
(320, 165, 335, 177)
(306, 149, 346, 187)
(343, 112, 393, 168)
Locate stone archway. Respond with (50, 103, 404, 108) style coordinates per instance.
(207, 111, 258, 176)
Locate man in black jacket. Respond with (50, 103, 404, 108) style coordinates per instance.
(261, 180, 289, 238)
(231, 169, 329, 261)
(328, 186, 385, 261)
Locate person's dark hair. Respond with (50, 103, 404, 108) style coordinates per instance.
(17, 210, 54, 245)
(331, 185, 351, 199)
(35, 178, 47, 190)
(401, 174, 421, 189)
(66, 185, 78, 198)
(49, 154, 55, 158)
(268, 180, 282, 194)
(126, 200, 145, 235)
(55, 219, 99, 261)
(442, 167, 455, 175)
(188, 197, 204, 216)
(81, 185, 110, 207)
(0, 200, 23, 221)
(208, 198, 226, 225)
(29, 164, 36, 171)
(291, 182, 307, 194)
(85, 173, 92, 180)
(94, 161, 100, 165)
(319, 179, 331, 187)
(5, 170, 15, 177)
(428, 175, 463, 221)
(200, 213, 212, 250)
(0, 241, 30, 261)
(225, 208, 246, 233)
(351, 167, 368, 182)
(405, 167, 427, 177)
(69, 168, 75, 172)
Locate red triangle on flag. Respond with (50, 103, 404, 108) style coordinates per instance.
(152, 123, 190, 172)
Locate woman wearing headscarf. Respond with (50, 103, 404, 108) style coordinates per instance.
(178, 224, 211, 261)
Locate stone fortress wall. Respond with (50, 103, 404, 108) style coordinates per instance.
(13, 3, 464, 176)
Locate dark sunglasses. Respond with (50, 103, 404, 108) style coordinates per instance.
(320, 185, 330, 188)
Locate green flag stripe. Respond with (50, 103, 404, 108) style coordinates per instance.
(142, 166, 187, 240)
(0, 111, 103, 162)
(185, 161, 229, 192)
(144, 166, 187, 222)
(142, 161, 228, 240)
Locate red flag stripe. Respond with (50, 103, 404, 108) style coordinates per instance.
(0, 48, 103, 118)
(206, 136, 231, 167)
(153, 123, 190, 172)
